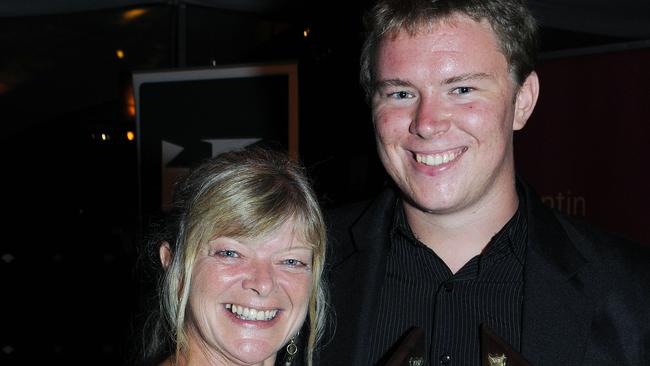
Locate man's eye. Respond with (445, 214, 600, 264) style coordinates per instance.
(216, 250, 239, 258)
(387, 91, 414, 99)
(451, 86, 473, 95)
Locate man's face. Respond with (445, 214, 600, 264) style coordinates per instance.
(372, 14, 537, 216)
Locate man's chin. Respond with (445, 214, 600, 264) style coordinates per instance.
(400, 191, 458, 215)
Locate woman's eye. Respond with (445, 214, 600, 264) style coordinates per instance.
(452, 86, 473, 95)
(215, 250, 239, 258)
(388, 91, 414, 99)
(281, 258, 307, 268)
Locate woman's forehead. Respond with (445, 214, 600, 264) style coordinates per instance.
(211, 220, 314, 250)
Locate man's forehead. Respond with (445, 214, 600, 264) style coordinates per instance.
(377, 14, 507, 71)
(372, 14, 516, 89)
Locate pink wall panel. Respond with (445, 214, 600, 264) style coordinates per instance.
(515, 48, 650, 245)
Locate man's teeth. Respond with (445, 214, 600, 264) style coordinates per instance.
(416, 151, 458, 166)
(225, 304, 278, 321)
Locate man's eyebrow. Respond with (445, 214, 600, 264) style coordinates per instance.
(443, 72, 493, 85)
(374, 79, 414, 89)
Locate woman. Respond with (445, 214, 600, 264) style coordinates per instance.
(140, 147, 327, 366)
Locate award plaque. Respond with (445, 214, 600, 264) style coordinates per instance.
(480, 323, 532, 366)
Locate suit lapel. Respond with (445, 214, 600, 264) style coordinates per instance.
(324, 182, 597, 365)
(521, 183, 593, 365)
(325, 189, 396, 365)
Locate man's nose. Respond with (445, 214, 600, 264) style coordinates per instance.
(242, 260, 277, 297)
(409, 95, 451, 139)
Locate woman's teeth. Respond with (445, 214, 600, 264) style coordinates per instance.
(225, 304, 279, 321)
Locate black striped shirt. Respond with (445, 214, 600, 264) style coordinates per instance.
(366, 199, 527, 365)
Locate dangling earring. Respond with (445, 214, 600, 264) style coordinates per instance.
(284, 335, 298, 366)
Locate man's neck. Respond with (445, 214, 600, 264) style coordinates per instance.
(404, 186, 519, 274)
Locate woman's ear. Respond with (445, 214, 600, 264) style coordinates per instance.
(159, 241, 172, 269)
(513, 71, 540, 131)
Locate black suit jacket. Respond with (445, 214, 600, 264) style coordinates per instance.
(316, 182, 650, 365)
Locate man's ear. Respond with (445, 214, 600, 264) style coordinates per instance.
(513, 71, 540, 131)
(159, 241, 172, 269)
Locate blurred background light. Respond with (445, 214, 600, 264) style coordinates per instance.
(122, 8, 147, 22)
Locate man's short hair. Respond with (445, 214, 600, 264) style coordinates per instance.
(360, 0, 538, 98)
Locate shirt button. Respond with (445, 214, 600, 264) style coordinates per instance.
(443, 282, 454, 292)
(440, 353, 451, 364)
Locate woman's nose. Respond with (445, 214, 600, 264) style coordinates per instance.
(242, 260, 277, 297)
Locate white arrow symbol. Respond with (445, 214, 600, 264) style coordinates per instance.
(202, 138, 262, 157)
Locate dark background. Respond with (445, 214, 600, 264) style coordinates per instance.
(1, 1, 649, 364)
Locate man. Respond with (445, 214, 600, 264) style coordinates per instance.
(319, 0, 650, 365)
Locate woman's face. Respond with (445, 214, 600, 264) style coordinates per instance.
(186, 220, 313, 365)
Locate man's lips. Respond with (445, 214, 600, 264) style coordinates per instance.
(413, 147, 467, 167)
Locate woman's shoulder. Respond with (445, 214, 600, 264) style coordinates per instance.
(157, 357, 173, 366)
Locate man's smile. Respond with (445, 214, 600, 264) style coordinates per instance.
(414, 147, 467, 167)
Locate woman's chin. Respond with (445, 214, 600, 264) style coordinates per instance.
(231, 340, 277, 365)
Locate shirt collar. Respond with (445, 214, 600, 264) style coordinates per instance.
(390, 190, 528, 267)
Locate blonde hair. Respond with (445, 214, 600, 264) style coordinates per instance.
(151, 147, 326, 365)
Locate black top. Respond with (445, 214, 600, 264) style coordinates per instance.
(317, 181, 650, 366)
(366, 198, 528, 365)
